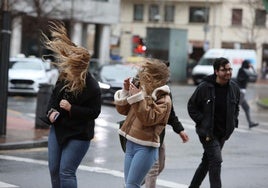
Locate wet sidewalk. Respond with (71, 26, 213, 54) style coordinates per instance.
(0, 109, 49, 150)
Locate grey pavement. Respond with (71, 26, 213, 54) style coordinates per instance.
(0, 79, 268, 150)
(0, 109, 49, 150)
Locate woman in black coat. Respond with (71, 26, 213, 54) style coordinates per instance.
(42, 22, 101, 188)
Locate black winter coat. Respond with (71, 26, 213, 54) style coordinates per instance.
(187, 75, 240, 140)
(46, 73, 101, 144)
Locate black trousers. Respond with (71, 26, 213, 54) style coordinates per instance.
(189, 137, 225, 188)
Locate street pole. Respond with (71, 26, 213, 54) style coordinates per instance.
(0, 0, 11, 136)
(203, 0, 209, 52)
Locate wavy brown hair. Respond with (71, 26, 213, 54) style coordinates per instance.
(42, 21, 90, 95)
(138, 58, 170, 95)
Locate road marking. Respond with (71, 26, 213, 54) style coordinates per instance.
(96, 118, 268, 134)
(0, 155, 188, 188)
(8, 110, 268, 134)
(0, 182, 18, 187)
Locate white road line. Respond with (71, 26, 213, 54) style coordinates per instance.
(0, 182, 18, 188)
(11, 113, 268, 134)
(0, 155, 188, 188)
(96, 118, 268, 134)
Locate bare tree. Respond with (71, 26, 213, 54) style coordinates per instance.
(3, 0, 69, 56)
(236, 0, 266, 49)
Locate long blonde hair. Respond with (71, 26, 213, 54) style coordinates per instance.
(42, 21, 90, 95)
(138, 58, 170, 95)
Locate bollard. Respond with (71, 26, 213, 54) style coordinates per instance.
(35, 83, 53, 129)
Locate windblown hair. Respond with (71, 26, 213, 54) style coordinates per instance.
(138, 58, 170, 95)
(42, 21, 90, 95)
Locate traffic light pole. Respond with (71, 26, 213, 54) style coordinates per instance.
(0, 0, 11, 136)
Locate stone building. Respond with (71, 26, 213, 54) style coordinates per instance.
(115, 0, 268, 71)
(6, 0, 120, 65)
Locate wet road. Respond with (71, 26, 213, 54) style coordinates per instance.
(1, 83, 268, 188)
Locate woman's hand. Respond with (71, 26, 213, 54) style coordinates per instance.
(49, 111, 60, 123)
(129, 82, 141, 96)
(123, 77, 131, 91)
(60, 99, 71, 111)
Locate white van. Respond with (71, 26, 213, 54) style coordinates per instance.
(191, 48, 257, 85)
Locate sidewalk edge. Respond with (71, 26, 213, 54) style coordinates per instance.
(0, 140, 48, 150)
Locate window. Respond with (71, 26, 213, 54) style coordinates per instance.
(149, 4, 160, 22)
(255, 9, 266, 26)
(133, 4, 144, 21)
(164, 5, 175, 22)
(189, 7, 209, 23)
(232, 9, 242, 26)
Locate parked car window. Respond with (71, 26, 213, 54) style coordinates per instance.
(198, 58, 214, 65)
(96, 64, 139, 104)
(11, 61, 43, 70)
(100, 64, 138, 81)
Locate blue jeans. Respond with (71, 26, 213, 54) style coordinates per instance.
(48, 126, 90, 188)
(145, 143, 166, 188)
(124, 140, 158, 188)
(189, 137, 225, 188)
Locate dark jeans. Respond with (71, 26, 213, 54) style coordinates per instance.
(189, 137, 225, 188)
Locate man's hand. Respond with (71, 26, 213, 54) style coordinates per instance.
(179, 131, 189, 143)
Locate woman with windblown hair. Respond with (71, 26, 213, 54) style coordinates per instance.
(114, 58, 172, 188)
(42, 21, 101, 188)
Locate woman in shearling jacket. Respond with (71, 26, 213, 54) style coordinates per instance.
(114, 58, 172, 188)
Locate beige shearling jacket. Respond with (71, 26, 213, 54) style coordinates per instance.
(114, 85, 172, 148)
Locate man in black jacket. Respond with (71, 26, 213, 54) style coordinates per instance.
(236, 60, 259, 128)
(187, 57, 240, 188)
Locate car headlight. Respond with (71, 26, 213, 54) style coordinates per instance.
(98, 82, 110, 89)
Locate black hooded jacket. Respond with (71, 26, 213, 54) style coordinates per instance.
(187, 74, 240, 140)
(46, 73, 101, 144)
(236, 60, 257, 89)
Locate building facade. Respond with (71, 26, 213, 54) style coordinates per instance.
(115, 0, 268, 71)
(7, 0, 120, 64)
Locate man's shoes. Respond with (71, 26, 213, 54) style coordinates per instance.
(249, 122, 259, 128)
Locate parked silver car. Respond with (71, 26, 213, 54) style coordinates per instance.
(8, 56, 59, 94)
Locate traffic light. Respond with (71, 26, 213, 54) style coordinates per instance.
(132, 35, 146, 55)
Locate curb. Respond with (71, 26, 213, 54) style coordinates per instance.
(257, 101, 268, 109)
(0, 140, 48, 150)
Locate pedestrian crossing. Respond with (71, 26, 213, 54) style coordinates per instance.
(95, 118, 268, 134)
(0, 181, 18, 187)
(16, 112, 268, 134)
(0, 155, 188, 188)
